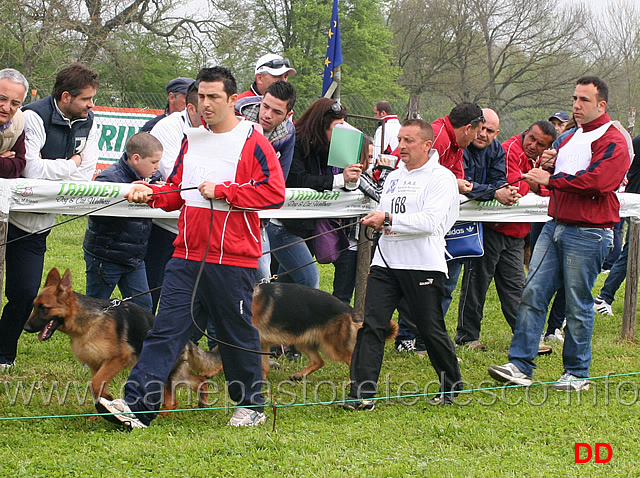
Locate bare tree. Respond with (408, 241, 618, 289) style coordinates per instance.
(585, 0, 640, 125)
(388, 0, 592, 116)
(0, 0, 227, 84)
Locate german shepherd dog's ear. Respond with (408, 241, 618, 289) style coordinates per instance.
(44, 267, 62, 287)
(59, 269, 73, 294)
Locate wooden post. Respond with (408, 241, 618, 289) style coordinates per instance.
(0, 212, 6, 306)
(621, 217, 639, 340)
(0, 180, 9, 306)
(354, 223, 371, 315)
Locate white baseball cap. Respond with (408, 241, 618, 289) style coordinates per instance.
(254, 54, 296, 76)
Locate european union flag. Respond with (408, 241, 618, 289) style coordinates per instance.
(322, 0, 343, 97)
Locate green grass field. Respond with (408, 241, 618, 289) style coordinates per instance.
(1, 217, 639, 477)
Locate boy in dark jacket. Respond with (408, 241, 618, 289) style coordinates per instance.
(83, 132, 163, 312)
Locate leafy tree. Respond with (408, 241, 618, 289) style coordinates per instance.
(209, 0, 404, 111)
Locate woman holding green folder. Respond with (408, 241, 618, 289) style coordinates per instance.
(267, 98, 362, 293)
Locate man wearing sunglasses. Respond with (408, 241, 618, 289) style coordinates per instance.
(238, 54, 296, 99)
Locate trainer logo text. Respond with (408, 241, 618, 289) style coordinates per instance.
(574, 443, 612, 463)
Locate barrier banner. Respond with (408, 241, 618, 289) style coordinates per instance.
(6, 179, 374, 219)
(6, 178, 640, 221)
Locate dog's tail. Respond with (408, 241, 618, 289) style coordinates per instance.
(386, 320, 399, 342)
(353, 312, 398, 342)
(185, 341, 224, 378)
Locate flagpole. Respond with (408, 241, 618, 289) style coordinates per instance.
(322, 0, 342, 99)
(333, 66, 341, 102)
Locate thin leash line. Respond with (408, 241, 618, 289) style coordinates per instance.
(0, 186, 200, 247)
(2, 371, 640, 422)
(459, 176, 525, 205)
(459, 153, 556, 205)
(262, 221, 355, 256)
(264, 235, 371, 284)
(188, 199, 275, 356)
(104, 223, 369, 308)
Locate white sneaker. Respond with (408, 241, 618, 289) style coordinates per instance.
(227, 408, 267, 427)
(550, 372, 590, 391)
(488, 363, 532, 386)
(0, 362, 14, 372)
(95, 398, 148, 429)
(544, 328, 564, 343)
(593, 297, 613, 316)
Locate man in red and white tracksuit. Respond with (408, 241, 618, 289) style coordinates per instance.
(489, 76, 631, 391)
(97, 67, 286, 429)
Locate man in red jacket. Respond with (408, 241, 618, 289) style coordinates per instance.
(96, 66, 286, 429)
(455, 120, 556, 350)
(432, 102, 484, 193)
(489, 76, 630, 391)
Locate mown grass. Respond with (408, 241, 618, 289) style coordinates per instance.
(1, 216, 639, 477)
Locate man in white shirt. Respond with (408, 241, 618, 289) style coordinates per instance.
(145, 79, 198, 312)
(343, 119, 462, 410)
(0, 63, 99, 369)
(372, 100, 401, 157)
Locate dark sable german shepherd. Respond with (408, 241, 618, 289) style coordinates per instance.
(23, 268, 223, 412)
(252, 282, 398, 381)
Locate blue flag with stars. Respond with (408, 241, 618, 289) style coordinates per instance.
(322, 0, 343, 97)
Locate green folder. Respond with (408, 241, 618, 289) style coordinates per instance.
(328, 126, 363, 168)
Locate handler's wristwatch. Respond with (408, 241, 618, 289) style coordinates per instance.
(383, 212, 391, 227)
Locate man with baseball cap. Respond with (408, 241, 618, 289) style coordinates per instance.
(238, 53, 296, 99)
(548, 110, 570, 135)
(141, 77, 195, 132)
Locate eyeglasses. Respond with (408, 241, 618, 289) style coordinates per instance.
(258, 58, 291, 70)
(331, 101, 344, 114)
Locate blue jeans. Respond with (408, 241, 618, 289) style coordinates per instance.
(332, 249, 357, 303)
(530, 221, 566, 334)
(603, 219, 624, 270)
(85, 253, 153, 312)
(599, 218, 630, 304)
(509, 222, 612, 378)
(265, 221, 319, 288)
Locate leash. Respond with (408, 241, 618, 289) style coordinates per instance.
(261, 235, 372, 284)
(188, 204, 377, 355)
(102, 286, 163, 312)
(263, 221, 355, 256)
(0, 186, 199, 247)
(188, 198, 275, 356)
(459, 153, 557, 205)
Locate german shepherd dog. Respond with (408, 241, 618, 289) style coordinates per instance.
(23, 268, 223, 412)
(252, 282, 398, 380)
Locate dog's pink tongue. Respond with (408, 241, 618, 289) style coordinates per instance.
(38, 320, 55, 341)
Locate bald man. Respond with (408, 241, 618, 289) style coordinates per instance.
(455, 116, 556, 350)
